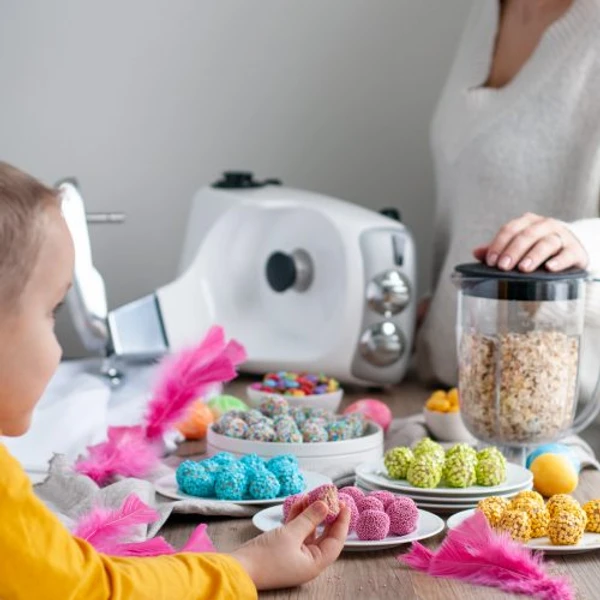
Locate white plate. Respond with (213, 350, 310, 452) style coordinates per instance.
(356, 460, 532, 498)
(355, 477, 533, 503)
(154, 470, 331, 506)
(447, 509, 600, 555)
(252, 505, 445, 551)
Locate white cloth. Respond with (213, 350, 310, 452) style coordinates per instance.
(416, 0, 600, 399)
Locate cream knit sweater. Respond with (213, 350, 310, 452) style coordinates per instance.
(416, 0, 600, 399)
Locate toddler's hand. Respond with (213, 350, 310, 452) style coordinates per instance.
(231, 500, 350, 591)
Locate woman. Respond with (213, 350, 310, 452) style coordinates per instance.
(416, 0, 600, 395)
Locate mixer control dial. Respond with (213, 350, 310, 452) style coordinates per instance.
(366, 269, 411, 316)
(359, 321, 405, 367)
(266, 249, 314, 293)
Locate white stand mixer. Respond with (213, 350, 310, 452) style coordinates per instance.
(60, 171, 417, 386)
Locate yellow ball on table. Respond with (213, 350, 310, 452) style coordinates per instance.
(529, 453, 579, 497)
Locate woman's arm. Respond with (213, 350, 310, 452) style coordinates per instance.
(566, 218, 600, 274)
(0, 444, 257, 600)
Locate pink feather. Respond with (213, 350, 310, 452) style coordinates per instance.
(74, 426, 160, 485)
(111, 537, 176, 557)
(399, 511, 574, 600)
(181, 524, 216, 553)
(144, 326, 246, 440)
(73, 494, 160, 554)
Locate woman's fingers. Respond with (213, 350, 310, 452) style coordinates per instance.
(485, 212, 544, 267)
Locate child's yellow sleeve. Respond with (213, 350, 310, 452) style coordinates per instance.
(0, 444, 257, 600)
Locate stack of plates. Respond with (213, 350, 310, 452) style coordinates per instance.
(355, 459, 534, 513)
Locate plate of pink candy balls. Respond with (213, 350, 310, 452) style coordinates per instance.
(252, 484, 445, 551)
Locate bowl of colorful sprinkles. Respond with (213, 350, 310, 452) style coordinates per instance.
(246, 371, 343, 413)
(207, 395, 384, 472)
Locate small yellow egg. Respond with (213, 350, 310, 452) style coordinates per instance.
(530, 454, 578, 497)
(447, 388, 460, 407)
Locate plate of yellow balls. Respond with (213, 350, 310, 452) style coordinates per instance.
(447, 492, 600, 555)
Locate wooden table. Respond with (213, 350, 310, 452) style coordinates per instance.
(162, 376, 600, 599)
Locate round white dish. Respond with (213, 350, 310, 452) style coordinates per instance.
(154, 470, 331, 506)
(355, 476, 533, 502)
(246, 385, 344, 413)
(447, 509, 600, 555)
(423, 408, 476, 443)
(356, 460, 533, 497)
(207, 422, 383, 473)
(252, 505, 445, 551)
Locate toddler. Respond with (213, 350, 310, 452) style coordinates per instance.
(0, 162, 350, 599)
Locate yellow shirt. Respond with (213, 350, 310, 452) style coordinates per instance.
(0, 444, 257, 600)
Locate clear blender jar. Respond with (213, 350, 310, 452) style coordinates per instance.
(453, 262, 600, 463)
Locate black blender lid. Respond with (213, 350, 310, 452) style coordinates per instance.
(454, 262, 588, 301)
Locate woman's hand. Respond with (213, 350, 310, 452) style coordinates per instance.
(231, 500, 350, 591)
(473, 212, 589, 272)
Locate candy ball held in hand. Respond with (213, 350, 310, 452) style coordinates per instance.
(307, 484, 340, 525)
(343, 399, 392, 433)
(530, 453, 579, 497)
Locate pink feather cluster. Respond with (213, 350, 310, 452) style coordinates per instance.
(75, 326, 246, 485)
(73, 493, 215, 557)
(398, 511, 574, 600)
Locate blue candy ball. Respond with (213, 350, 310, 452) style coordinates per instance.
(526, 443, 581, 473)
(278, 471, 306, 496)
(210, 452, 237, 466)
(214, 466, 248, 500)
(248, 469, 281, 500)
(179, 466, 216, 497)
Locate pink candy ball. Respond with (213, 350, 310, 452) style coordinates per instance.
(343, 399, 392, 433)
(307, 484, 340, 525)
(367, 490, 396, 509)
(338, 492, 359, 532)
(283, 493, 305, 523)
(338, 486, 365, 503)
(386, 497, 419, 536)
(357, 496, 385, 513)
(356, 509, 390, 540)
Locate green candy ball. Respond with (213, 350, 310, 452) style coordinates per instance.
(208, 395, 249, 419)
(407, 455, 443, 488)
(446, 443, 477, 466)
(412, 438, 445, 465)
(476, 456, 507, 486)
(384, 447, 414, 480)
(443, 454, 476, 488)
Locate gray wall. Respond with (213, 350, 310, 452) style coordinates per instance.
(0, 0, 473, 357)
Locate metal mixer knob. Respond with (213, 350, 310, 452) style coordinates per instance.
(359, 322, 405, 367)
(366, 269, 411, 316)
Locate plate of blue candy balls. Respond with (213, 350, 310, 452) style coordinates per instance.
(155, 452, 333, 505)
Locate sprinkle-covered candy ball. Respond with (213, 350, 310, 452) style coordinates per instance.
(274, 416, 303, 443)
(248, 469, 281, 500)
(327, 420, 353, 442)
(443, 453, 476, 488)
(338, 486, 365, 504)
(356, 509, 390, 540)
(407, 454, 443, 488)
(222, 417, 248, 440)
(343, 412, 367, 437)
(498, 510, 532, 543)
(307, 484, 340, 525)
(301, 420, 328, 443)
(214, 465, 248, 500)
(367, 491, 396, 509)
(357, 496, 385, 513)
(246, 422, 276, 442)
(546, 494, 582, 519)
(338, 492, 359, 532)
(530, 453, 579, 497)
(283, 494, 305, 523)
(260, 396, 290, 418)
(343, 399, 392, 433)
(412, 438, 445, 465)
(384, 447, 414, 480)
(386, 497, 418, 536)
(477, 496, 509, 528)
(445, 443, 477, 466)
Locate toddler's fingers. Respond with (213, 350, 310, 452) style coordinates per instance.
(473, 245, 488, 261)
(285, 501, 328, 540)
(314, 505, 350, 567)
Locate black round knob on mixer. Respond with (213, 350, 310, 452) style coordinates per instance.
(266, 251, 297, 292)
(380, 207, 402, 222)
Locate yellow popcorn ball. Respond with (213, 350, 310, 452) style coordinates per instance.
(498, 510, 532, 543)
(508, 497, 539, 516)
(583, 500, 600, 533)
(548, 511, 585, 545)
(512, 490, 545, 508)
(546, 494, 581, 519)
(527, 506, 551, 538)
(477, 496, 509, 528)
